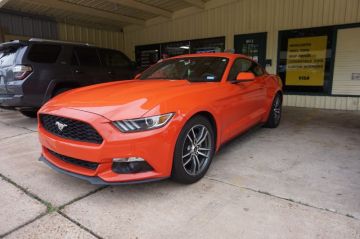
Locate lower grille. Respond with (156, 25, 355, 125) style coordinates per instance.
(47, 148, 99, 170)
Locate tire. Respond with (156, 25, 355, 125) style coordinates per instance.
(171, 115, 215, 184)
(264, 93, 282, 128)
(20, 110, 38, 118)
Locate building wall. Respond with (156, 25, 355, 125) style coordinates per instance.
(0, 10, 58, 40)
(0, 10, 124, 51)
(124, 0, 360, 71)
(123, 0, 360, 110)
(58, 23, 124, 51)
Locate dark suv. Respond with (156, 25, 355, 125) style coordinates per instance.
(0, 38, 137, 117)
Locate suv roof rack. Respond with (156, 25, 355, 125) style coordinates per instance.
(29, 38, 94, 46)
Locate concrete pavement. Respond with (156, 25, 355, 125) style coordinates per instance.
(0, 107, 359, 238)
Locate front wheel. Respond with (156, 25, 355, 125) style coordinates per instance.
(171, 116, 215, 184)
(264, 93, 282, 128)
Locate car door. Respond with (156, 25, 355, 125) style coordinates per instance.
(99, 49, 135, 82)
(221, 58, 266, 141)
(71, 46, 107, 85)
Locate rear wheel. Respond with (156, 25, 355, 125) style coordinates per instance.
(171, 116, 215, 184)
(264, 93, 282, 128)
(20, 109, 38, 118)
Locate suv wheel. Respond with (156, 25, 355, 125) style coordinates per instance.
(20, 110, 38, 118)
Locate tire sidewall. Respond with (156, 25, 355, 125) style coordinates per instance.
(265, 93, 282, 128)
(171, 116, 215, 184)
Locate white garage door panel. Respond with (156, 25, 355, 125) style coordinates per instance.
(332, 27, 360, 95)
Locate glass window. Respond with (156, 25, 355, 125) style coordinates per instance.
(135, 44, 161, 69)
(0, 46, 21, 67)
(234, 33, 267, 66)
(134, 37, 225, 69)
(74, 47, 100, 66)
(190, 37, 225, 54)
(100, 49, 130, 67)
(28, 44, 61, 63)
(250, 63, 265, 76)
(140, 57, 228, 82)
(161, 41, 190, 58)
(71, 52, 79, 66)
(277, 27, 334, 94)
(227, 58, 252, 81)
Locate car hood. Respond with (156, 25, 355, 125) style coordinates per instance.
(46, 80, 217, 121)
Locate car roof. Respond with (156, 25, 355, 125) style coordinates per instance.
(171, 52, 251, 60)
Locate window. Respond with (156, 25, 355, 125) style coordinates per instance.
(71, 52, 79, 66)
(250, 63, 265, 76)
(28, 44, 61, 63)
(161, 41, 190, 58)
(100, 49, 130, 67)
(227, 58, 252, 81)
(190, 37, 225, 54)
(134, 37, 225, 68)
(135, 44, 161, 69)
(73, 47, 100, 66)
(140, 57, 228, 82)
(0, 46, 21, 67)
(277, 27, 334, 94)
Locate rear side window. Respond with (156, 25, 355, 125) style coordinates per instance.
(28, 44, 61, 63)
(73, 47, 100, 66)
(0, 46, 21, 67)
(100, 49, 130, 67)
(250, 63, 265, 76)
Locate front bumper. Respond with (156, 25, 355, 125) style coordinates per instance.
(38, 107, 179, 184)
(39, 155, 167, 185)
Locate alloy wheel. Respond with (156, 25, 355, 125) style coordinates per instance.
(182, 124, 212, 176)
(273, 95, 282, 124)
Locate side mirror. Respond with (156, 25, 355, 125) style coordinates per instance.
(236, 72, 255, 82)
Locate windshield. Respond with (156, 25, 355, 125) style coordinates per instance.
(140, 57, 228, 82)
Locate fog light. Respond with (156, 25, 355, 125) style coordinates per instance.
(112, 157, 144, 163)
(112, 157, 153, 174)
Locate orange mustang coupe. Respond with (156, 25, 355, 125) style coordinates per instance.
(38, 53, 282, 184)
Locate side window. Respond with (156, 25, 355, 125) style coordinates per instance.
(28, 44, 61, 63)
(100, 49, 130, 67)
(227, 58, 252, 81)
(249, 63, 265, 76)
(0, 46, 20, 67)
(71, 52, 79, 66)
(73, 47, 100, 66)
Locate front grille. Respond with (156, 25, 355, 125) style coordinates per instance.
(40, 114, 103, 144)
(47, 148, 99, 170)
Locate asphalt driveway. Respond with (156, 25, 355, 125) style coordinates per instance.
(0, 107, 359, 238)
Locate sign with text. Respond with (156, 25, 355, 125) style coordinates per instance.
(285, 36, 327, 86)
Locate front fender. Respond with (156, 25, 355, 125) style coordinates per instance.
(144, 103, 222, 152)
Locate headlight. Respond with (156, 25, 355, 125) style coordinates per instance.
(113, 113, 174, 133)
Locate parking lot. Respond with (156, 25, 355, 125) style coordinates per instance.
(0, 107, 359, 238)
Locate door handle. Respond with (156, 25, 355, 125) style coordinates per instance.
(74, 69, 83, 74)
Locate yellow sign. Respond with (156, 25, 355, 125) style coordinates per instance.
(285, 36, 327, 86)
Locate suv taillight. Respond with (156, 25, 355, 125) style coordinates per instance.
(13, 65, 32, 80)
